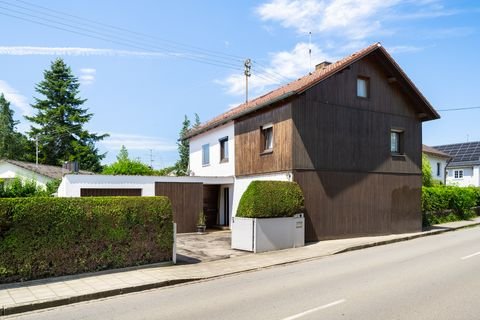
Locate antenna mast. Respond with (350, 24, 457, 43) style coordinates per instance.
(244, 58, 252, 103)
(309, 31, 312, 73)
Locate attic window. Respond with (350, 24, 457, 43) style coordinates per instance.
(357, 77, 369, 98)
(390, 129, 404, 155)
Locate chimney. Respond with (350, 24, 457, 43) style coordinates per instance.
(63, 161, 80, 174)
(315, 61, 332, 70)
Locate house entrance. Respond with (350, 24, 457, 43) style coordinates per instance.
(203, 185, 220, 228)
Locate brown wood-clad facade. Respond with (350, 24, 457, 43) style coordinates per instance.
(235, 103, 294, 176)
(234, 53, 425, 241)
(155, 182, 203, 233)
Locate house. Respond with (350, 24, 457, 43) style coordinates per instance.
(185, 42, 439, 241)
(434, 141, 480, 187)
(0, 159, 90, 188)
(422, 144, 451, 184)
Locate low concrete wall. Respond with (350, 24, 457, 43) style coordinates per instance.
(232, 214, 305, 253)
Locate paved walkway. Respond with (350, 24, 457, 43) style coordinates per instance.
(1, 217, 480, 316)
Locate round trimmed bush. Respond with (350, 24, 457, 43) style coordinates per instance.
(237, 180, 304, 218)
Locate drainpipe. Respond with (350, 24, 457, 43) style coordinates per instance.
(445, 157, 452, 185)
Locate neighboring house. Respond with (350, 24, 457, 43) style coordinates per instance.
(422, 144, 451, 184)
(185, 42, 439, 241)
(434, 141, 480, 187)
(0, 159, 89, 188)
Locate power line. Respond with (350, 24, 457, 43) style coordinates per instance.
(15, 0, 246, 62)
(437, 106, 480, 112)
(0, 2, 244, 71)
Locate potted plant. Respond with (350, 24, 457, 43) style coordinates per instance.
(197, 211, 206, 234)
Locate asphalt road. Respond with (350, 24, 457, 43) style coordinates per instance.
(6, 227, 480, 320)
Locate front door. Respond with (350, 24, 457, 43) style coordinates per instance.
(223, 187, 230, 226)
(203, 185, 220, 227)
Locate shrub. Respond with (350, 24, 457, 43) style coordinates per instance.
(422, 186, 478, 226)
(422, 153, 433, 187)
(0, 177, 48, 198)
(237, 181, 304, 218)
(0, 196, 173, 283)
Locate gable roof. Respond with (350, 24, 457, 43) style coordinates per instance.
(422, 144, 451, 159)
(185, 42, 439, 139)
(1, 159, 92, 179)
(434, 141, 480, 167)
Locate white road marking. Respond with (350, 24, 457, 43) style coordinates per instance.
(461, 251, 480, 260)
(280, 299, 346, 320)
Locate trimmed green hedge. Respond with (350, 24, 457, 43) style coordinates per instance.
(237, 181, 304, 218)
(422, 186, 479, 226)
(0, 196, 173, 283)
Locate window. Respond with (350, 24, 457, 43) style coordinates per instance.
(436, 163, 441, 176)
(219, 137, 229, 163)
(202, 144, 210, 166)
(454, 170, 463, 179)
(357, 77, 369, 98)
(390, 130, 403, 154)
(261, 124, 273, 152)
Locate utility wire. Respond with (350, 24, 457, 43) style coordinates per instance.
(437, 106, 480, 112)
(0, 0, 244, 66)
(15, 0, 246, 62)
(0, 5, 243, 71)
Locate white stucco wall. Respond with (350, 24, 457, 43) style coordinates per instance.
(189, 122, 235, 177)
(446, 166, 480, 187)
(58, 174, 234, 197)
(424, 154, 449, 184)
(232, 171, 293, 219)
(0, 162, 53, 188)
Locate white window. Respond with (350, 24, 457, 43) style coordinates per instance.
(390, 130, 403, 154)
(454, 170, 463, 179)
(357, 77, 369, 98)
(202, 144, 210, 166)
(219, 137, 229, 163)
(261, 124, 273, 152)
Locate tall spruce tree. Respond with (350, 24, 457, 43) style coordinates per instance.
(26, 59, 108, 172)
(0, 93, 31, 160)
(175, 115, 191, 176)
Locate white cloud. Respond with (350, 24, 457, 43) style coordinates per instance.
(388, 45, 424, 54)
(256, 0, 401, 39)
(0, 80, 32, 116)
(0, 46, 167, 57)
(100, 133, 177, 152)
(79, 68, 96, 85)
(256, 0, 459, 40)
(219, 42, 333, 96)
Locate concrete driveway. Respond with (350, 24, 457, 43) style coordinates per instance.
(176, 230, 250, 264)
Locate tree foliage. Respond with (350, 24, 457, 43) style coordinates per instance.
(175, 115, 191, 176)
(102, 145, 154, 175)
(422, 153, 433, 187)
(0, 94, 32, 161)
(26, 58, 108, 172)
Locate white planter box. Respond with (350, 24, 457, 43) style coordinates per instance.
(231, 214, 305, 253)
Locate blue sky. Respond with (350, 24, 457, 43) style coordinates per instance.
(0, 0, 479, 168)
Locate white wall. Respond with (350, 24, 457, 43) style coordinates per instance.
(232, 171, 292, 219)
(58, 174, 234, 197)
(0, 162, 53, 188)
(425, 154, 449, 184)
(189, 122, 234, 177)
(446, 166, 480, 187)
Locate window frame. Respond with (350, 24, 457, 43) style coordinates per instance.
(454, 169, 464, 179)
(219, 136, 229, 163)
(261, 124, 274, 154)
(202, 143, 210, 166)
(357, 76, 370, 98)
(390, 129, 404, 155)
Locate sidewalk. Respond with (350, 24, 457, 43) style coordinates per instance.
(1, 217, 480, 316)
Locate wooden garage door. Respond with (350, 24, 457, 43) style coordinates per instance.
(80, 188, 142, 197)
